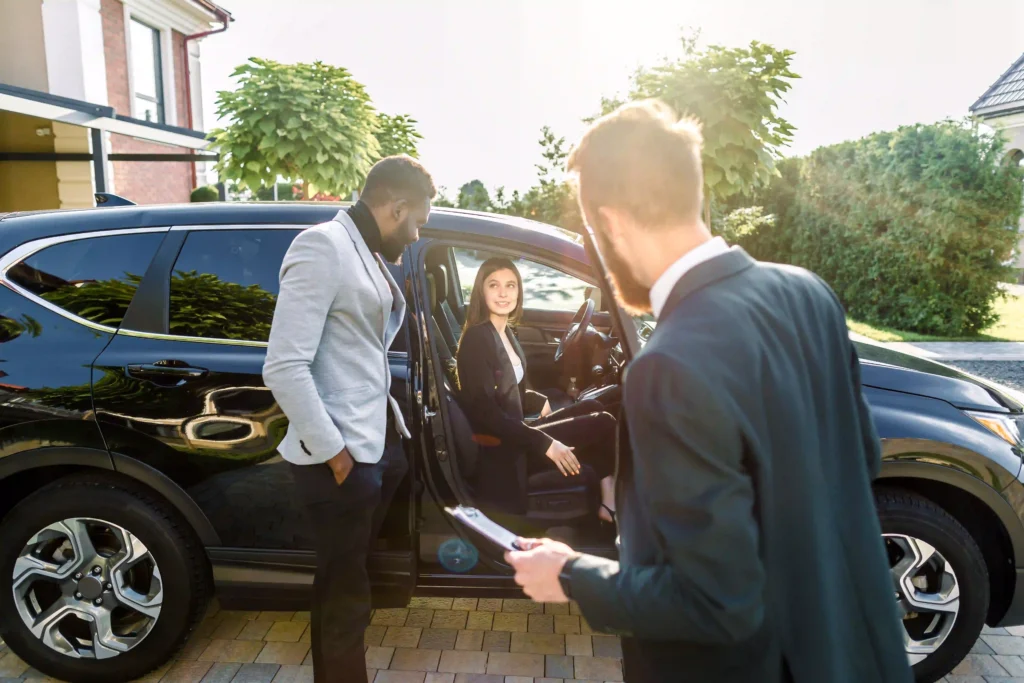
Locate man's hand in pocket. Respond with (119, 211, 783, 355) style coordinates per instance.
(327, 448, 354, 485)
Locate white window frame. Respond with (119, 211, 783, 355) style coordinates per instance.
(122, 3, 177, 126)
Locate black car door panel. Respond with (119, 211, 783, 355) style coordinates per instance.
(90, 227, 415, 557)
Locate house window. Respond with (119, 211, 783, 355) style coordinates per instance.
(129, 18, 164, 123)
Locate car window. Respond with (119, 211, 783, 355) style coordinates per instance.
(168, 229, 299, 342)
(6, 232, 164, 328)
(452, 247, 589, 313)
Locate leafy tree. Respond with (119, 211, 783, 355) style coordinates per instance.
(254, 182, 301, 201)
(712, 206, 774, 244)
(457, 180, 493, 211)
(779, 120, 1023, 336)
(43, 275, 140, 327)
(433, 187, 456, 208)
(599, 31, 798, 224)
(488, 127, 584, 233)
(374, 113, 423, 159)
(36, 270, 278, 343)
(0, 313, 42, 343)
(190, 185, 219, 202)
(209, 58, 380, 199)
(169, 271, 277, 341)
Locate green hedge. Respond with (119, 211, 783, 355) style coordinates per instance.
(743, 121, 1023, 336)
(190, 185, 219, 202)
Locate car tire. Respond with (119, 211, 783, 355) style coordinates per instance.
(876, 489, 989, 683)
(0, 473, 211, 683)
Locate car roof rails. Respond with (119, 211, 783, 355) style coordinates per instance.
(94, 193, 136, 207)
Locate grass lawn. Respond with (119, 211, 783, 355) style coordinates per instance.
(848, 289, 1024, 342)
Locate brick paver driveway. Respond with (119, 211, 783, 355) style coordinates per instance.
(0, 597, 624, 682)
(5, 601, 1024, 682)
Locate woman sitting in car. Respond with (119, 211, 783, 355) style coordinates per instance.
(455, 257, 617, 523)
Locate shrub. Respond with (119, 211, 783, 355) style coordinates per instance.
(756, 121, 1023, 336)
(190, 185, 219, 202)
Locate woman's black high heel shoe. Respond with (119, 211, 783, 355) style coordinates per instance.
(599, 503, 617, 526)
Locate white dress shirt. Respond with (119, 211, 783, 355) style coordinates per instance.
(649, 237, 731, 319)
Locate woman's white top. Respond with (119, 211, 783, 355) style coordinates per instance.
(501, 337, 525, 385)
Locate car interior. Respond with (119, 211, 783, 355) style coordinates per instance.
(419, 244, 626, 543)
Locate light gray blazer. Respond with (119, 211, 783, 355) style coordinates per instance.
(263, 210, 410, 465)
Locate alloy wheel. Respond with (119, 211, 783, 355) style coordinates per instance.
(885, 533, 960, 666)
(11, 517, 163, 659)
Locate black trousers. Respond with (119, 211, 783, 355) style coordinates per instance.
(290, 435, 408, 683)
(529, 399, 616, 481)
(621, 637, 793, 683)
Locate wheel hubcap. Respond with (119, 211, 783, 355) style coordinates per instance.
(12, 517, 163, 659)
(884, 533, 960, 666)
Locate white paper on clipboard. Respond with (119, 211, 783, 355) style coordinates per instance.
(444, 505, 523, 551)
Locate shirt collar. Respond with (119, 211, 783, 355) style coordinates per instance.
(650, 236, 730, 319)
(346, 200, 382, 254)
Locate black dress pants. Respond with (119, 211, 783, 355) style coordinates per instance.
(529, 399, 616, 481)
(290, 434, 408, 683)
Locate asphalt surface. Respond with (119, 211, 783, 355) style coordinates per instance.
(947, 361, 1024, 393)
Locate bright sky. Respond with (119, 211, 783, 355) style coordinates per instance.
(199, 0, 1024, 195)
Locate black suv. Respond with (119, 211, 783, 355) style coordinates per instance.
(0, 200, 1023, 683)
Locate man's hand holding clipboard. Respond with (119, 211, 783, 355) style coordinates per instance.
(445, 505, 579, 603)
(443, 505, 525, 551)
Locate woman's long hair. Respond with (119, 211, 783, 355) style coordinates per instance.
(461, 257, 525, 338)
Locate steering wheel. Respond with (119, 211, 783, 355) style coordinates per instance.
(554, 298, 595, 363)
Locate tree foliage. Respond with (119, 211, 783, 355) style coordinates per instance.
(712, 206, 774, 244)
(770, 120, 1023, 336)
(599, 31, 798, 220)
(457, 180, 492, 211)
(190, 185, 219, 202)
(374, 113, 423, 159)
(474, 127, 584, 234)
(169, 271, 277, 341)
(210, 58, 380, 199)
(43, 276, 140, 328)
(37, 271, 278, 343)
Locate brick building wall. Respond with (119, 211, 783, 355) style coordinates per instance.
(100, 0, 194, 205)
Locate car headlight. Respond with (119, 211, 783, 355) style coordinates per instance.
(966, 410, 1024, 447)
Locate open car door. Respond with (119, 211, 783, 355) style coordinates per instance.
(407, 229, 634, 578)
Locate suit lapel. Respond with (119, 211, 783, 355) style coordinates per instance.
(486, 321, 518, 391)
(659, 247, 756, 321)
(508, 327, 527, 372)
(377, 253, 407, 349)
(334, 210, 391, 341)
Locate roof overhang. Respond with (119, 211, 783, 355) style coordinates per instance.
(0, 83, 211, 150)
(973, 104, 1024, 123)
(970, 52, 1024, 119)
(126, 0, 232, 36)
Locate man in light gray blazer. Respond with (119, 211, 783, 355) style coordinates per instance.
(263, 156, 435, 683)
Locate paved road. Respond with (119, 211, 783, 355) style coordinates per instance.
(859, 337, 1024, 392)
(884, 342, 1024, 362)
(2, 598, 1024, 681)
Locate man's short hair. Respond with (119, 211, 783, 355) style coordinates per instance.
(360, 155, 437, 207)
(567, 99, 704, 229)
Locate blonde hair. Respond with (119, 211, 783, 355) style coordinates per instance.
(567, 99, 704, 229)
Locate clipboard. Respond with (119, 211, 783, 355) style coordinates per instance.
(444, 505, 524, 552)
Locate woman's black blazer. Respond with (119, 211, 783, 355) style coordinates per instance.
(455, 321, 552, 514)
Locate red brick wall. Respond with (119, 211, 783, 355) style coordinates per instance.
(100, 0, 194, 205)
(172, 30, 190, 127)
(100, 0, 130, 114)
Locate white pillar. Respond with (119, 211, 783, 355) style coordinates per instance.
(41, 0, 108, 105)
(40, 0, 109, 208)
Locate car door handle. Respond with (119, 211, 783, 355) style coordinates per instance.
(126, 362, 208, 385)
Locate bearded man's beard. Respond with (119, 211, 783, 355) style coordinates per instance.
(381, 215, 417, 264)
(593, 228, 652, 316)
